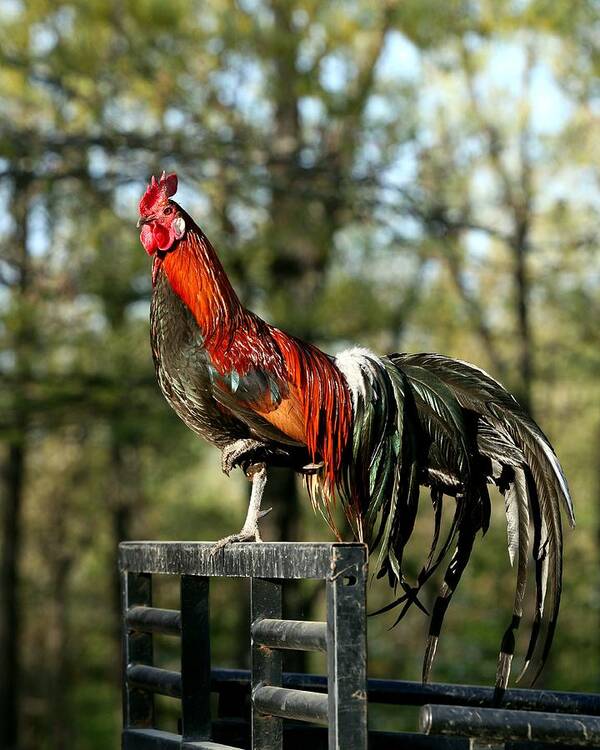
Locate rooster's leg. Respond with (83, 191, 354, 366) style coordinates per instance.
(211, 462, 268, 554)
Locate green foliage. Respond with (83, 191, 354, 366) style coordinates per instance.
(0, 1, 598, 747)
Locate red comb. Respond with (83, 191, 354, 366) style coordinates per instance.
(139, 171, 178, 216)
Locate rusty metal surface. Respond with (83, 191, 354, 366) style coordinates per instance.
(127, 665, 182, 699)
(180, 575, 211, 741)
(251, 577, 283, 749)
(421, 704, 600, 746)
(326, 543, 368, 749)
(119, 541, 366, 580)
(126, 606, 181, 636)
(253, 685, 329, 726)
(120, 541, 600, 750)
(251, 618, 327, 653)
(209, 668, 600, 716)
(122, 572, 154, 728)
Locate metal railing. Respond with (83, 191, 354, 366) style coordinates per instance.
(120, 540, 600, 750)
(120, 541, 367, 750)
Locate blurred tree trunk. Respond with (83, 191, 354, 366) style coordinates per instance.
(110, 437, 139, 672)
(511, 45, 535, 414)
(48, 552, 73, 749)
(0, 439, 25, 749)
(263, 4, 392, 673)
(596, 422, 600, 693)
(265, 1, 307, 673)
(102, 295, 142, 669)
(511, 222, 533, 414)
(0, 176, 32, 750)
(460, 42, 536, 414)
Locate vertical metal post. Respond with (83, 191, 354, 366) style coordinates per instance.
(251, 577, 283, 750)
(180, 575, 211, 741)
(122, 571, 154, 729)
(326, 547, 367, 750)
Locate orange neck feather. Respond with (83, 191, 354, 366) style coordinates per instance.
(161, 223, 242, 347)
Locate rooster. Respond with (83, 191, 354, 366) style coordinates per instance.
(137, 172, 574, 689)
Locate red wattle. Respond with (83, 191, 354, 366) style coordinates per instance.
(140, 225, 158, 255)
(153, 224, 173, 251)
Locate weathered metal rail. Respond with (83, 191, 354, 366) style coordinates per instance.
(125, 606, 181, 636)
(120, 541, 600, 750)
(121, 541, 367, 750)
(420, 704, 600, 747)
(250, 619, 327, 653)
(208, 668, 600, 715)
(252, 686, 329, 726)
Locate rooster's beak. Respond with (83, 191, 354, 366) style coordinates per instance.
(137, 216, 152, 228)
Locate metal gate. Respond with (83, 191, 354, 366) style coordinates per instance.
(120, 541, 367, 749)
(120, 541, 600, 749)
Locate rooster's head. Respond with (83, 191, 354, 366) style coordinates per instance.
(137, 171, 186, 255)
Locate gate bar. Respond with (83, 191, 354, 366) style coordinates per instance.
(251, 577, 283, 749)
(122, 572, 154, 728)
(420, 704, 600, 746)
(253, 686, 329, 726)
(251, 619, 327, 653)
(180, 575, 212, 741)
(120, 541, 365, 580)
(124, 727, 240, 750)
(126, 606, 181, 636)
(326, 544, 367, 749)
(209, 668, 600, 716)
(127, 665, 182, 699)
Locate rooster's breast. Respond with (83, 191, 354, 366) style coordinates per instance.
(150, 270, 249, 447)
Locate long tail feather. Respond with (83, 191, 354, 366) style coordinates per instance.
(385, 353, 573, 687)
(334, 349, 572, 689)
(496, 466, 531, 691)
(423, 513, 479, 682)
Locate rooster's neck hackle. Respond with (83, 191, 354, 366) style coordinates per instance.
(160, 222, 248, 368)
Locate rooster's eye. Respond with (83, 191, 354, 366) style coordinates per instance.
(163, 206, 173, 215)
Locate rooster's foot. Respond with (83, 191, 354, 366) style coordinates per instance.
(212, 462, 269, 556)
(221, 439, 267, 476)
(211, 527, 261, 555)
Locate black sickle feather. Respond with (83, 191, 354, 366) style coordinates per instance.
(496, 465, 530, 692)
(355, 352, 574, 689)
(422, 511, 479, 682)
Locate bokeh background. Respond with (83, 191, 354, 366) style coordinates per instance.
(1, 1, 598, 748)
